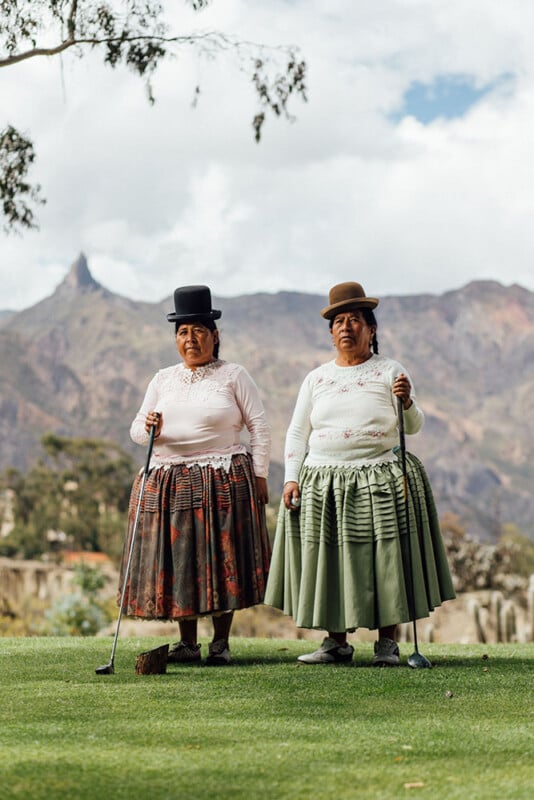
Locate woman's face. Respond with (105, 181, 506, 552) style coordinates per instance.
(176, 322, 218, 368)
(330, 310, 375, 362)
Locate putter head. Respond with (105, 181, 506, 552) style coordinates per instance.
(407, 651, 432, 669)
(95, 663, 115, 675)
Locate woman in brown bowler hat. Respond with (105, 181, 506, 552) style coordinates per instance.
(265, 281, 454, 665)
(119, 285, 271, 666)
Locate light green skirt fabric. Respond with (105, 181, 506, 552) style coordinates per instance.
(264, 453, 455, 632)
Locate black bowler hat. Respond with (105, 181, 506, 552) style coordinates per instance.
(166, 285, 222, 323)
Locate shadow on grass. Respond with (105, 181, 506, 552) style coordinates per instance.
(166, 652, 534, 670)
(3, 638, 532, 684)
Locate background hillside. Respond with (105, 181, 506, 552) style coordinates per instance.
(1, 254, 533, 541)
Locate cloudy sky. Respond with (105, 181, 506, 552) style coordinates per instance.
(2, 0, 534, 311)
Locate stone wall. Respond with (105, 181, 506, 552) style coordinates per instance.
(0, 557, 73, 615)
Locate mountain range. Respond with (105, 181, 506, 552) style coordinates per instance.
(1, 254, 533, 542)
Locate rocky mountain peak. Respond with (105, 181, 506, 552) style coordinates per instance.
(57, 253, 102, 294)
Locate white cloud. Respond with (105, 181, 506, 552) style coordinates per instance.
(2, 0, 534, 310)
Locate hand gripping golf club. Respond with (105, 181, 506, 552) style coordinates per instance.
(96, 422, 157, 675)
(397, 395, 432, 669)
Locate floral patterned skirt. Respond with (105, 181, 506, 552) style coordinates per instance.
(118, 453, 271, 620)
(264, 452, 455, 632)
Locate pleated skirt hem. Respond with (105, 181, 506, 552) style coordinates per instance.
(264, 453, 455, 632)
(118, 453, 271, 621)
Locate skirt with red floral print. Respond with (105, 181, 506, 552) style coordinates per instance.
(118, 453, 271, 620)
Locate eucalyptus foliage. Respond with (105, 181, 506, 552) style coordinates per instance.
(0, 125, 45, 230)
(0, 0, 307, 230)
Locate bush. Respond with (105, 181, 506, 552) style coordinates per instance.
(41, 563, 112, 636)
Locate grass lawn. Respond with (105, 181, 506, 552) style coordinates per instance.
(0, 637, 533, 799)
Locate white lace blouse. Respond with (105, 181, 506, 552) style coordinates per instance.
(284, 354, 424, 482)
(130, 360, 271, 477)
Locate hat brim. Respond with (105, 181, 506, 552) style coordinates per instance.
(320, 297, 379, 319)
(166, 310, 222, 323)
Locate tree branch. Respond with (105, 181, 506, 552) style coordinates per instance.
(0, 31, 240, 68)
(0, 38, 76, 67)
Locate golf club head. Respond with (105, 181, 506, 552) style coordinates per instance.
(95, 663, 115, 675)
(407, 651, 432, 669)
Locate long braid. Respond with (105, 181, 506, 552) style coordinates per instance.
(363, 308, 379, 354)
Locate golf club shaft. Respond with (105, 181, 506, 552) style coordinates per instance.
(397, 394, 420, 653)
(107, 423, 157, 668)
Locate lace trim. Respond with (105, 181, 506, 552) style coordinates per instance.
(303, 451, 397, 469)
(156, 360, 243, 395)
(178, 359, 222, 384)
(149, 448, 247, 473)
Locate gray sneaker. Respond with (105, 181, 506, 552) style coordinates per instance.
(167, 641, 201, 664)
(372, 637, 400, 667)
(206, 638, 231, 666)
(297, 637, 354, 664)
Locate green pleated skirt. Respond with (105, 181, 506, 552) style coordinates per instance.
(264, 452, 455, 632)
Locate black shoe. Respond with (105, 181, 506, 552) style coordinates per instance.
(167, 641, 201, 664)
(205, 639, 231, 666)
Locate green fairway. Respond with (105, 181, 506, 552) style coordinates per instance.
(0, 637, 532, 799)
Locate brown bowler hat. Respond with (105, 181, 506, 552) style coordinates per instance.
(320, 281, 379, 319)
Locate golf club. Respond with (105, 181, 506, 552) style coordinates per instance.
(95, 421, 158, 675)
(397, 394, 432, 669)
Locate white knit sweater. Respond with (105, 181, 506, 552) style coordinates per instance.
(130, 360, 271, 477)
(284, 354, 424, 483)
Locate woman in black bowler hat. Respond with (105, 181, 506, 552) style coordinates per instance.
(118, 285, 271, 665)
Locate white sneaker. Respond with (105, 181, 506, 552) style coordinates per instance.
(206, 638, 231, 666)
(297, 637, 354, 664)
(372, 637, 400, 667)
